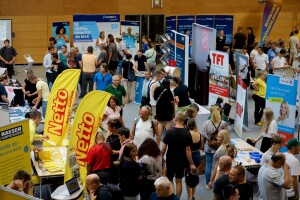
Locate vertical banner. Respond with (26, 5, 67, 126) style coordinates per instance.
(166, 16, 177, 35)
(192, 23, 216, 70)
(260, 0, 282, 46)
(44, 69, 81, 147)
(214, 15, 234, 44)
(52, 22, 70, 50)
(0, 120, 30, 185)
(196, 15, 214, 28)
(121, 21, 140, 57)
(64, 91, 111, 191)
(209, 50, 230, 106)
(266, 75, 298, 152)
(234, 77, 247, 138)
(73, 14, 120, 55)
(175, 32, 189, 85)
(168, 31, 176, 61)
(177, 15, 195, 38)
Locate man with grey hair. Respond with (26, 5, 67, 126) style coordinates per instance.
(97, 44, 108, 66)
(161, 111, 195, 198)
(149, 176, 179, 200)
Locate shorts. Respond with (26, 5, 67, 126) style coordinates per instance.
(192, 151, 201, 167)
(166, 161, 185, 179)
(108, 60, 118, 71)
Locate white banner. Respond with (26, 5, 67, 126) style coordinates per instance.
(234, 77, 247, 138)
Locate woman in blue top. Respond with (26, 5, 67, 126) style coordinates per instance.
(142, 35, 149, 54)
(59, 45, 68, 69)
(0, 74, 9, 104)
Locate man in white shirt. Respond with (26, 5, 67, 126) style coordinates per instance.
(250, 42, 259, 66)
(284, 138, 300, 200)
(272, 49, 289, 77)
(260, 135, 283, 166)
(29, 75, 50, 119)
(292, 53, 300, 78)
(43, 45, 55, 90)
(115, 35, 128, 75)
(253, 47, 269, 77)
(141, 71, 152, 106)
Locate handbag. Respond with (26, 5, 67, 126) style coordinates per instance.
(230, 75, 236, 90)
(157, 89, 167, 102)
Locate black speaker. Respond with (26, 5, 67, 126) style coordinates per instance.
(194, 69, 209, 105)
(188, 63, 197, 99)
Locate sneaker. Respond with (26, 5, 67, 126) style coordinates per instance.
(205, 185, 211, 190)
(256, 122, 263, 126)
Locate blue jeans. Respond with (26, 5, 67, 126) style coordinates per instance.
(205, 152, 214, 184)
(118, 60, 125, 75)
(42, 101, 47, 119)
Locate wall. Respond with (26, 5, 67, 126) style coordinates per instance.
(0, 0, 299, 64)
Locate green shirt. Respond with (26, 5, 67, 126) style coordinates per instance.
(106, 84, 126, 105)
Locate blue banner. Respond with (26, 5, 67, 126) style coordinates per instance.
(52, 22, 70, 50)
(214, 15, 234, 44)
(73, 14, 120, 22)
(177, 15, 195, 38)
(166, 16, 177, 35)
(196, 15, 214, 28)
(260, 0, 282, 46)
(168, 31, 176, 61)
(175, 33, 188, 82)
(266, 75, 297, 152)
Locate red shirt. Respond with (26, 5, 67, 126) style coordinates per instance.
(86, 143, 112, 172)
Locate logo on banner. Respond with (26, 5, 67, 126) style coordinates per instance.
(103, 15, 117, 19)
(279, 78, 294, 86)
(212, 53, 224, 66)
(201, 29, 209, 50)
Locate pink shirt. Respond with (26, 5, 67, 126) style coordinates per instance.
(102, 106, 121, 131)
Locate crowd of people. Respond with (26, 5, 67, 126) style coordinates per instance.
(1, 25, 300, 200)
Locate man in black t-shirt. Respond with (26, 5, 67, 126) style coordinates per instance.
(161, 111, 196, 199)
(86, 174, 112, 200)
(134, 50, 148, 72)
(232, 27, 247, 53)
(50, 53, 65, 82)
(214, 165, 253, 200)
(0, 39, 17, 79)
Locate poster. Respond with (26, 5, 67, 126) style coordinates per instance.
(52, 22, 70, 50)
(214, 15, 234, 44)
(208, 50, 230, 106)
(166, 16, 177, 35)
(196, 15, 214, 28)
(192, 23, 216, 70)
(175, 31, 189, 85)
(177, 15, 195, 38)
(44, 69, 81, 147)
(260, 0, 282, 46)
(0, 120, 31, 185)
(73, 14, 120, 55)
(266, 75, 298, 152)
(168, 31, 176, 61)
(64, 91, 111, 194)
(121, 21, 139, 57)
(234, 77, 247, 138)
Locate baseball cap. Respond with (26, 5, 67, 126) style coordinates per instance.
(297, 53, 300, 58)
(287, 138, 300, 148)
(115, 35, 122, 39)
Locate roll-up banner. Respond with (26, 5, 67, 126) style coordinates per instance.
(208, 50, 230, 106)
(196, 15, 214, 28)
(260, 0, 282, 46)
(177, 15, 195, 38)
(166, 16, 177, 35)
(234, 77, 247, 138)
(52, 22, 70, 50)
(64, 91, 111, 194)
(175, 31, 189, 85)
(121, 21, 139, 57)
(266, 75, 297, 152)
(44, 69, 81, 147)
(0, 120, 31, 185)
(214, 15, 234, 44)
(73, 14, 120, 55)
(192, 23, 216, 70)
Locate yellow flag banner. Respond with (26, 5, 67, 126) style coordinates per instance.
(44, 69, 81, 147)
(64, 91, 111, 190)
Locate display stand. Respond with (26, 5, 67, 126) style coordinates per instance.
(23, 54, 34, 70)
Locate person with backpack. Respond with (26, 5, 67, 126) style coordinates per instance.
(201, 105, 230, 190)
(130, 105, 159, 146)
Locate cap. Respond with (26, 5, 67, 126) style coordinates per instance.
(115, 35, 122, 40)
(297, 53, 300, 58)
(287, 138, 300, 148)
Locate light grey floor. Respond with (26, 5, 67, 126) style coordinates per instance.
(14, 65, 298, 200)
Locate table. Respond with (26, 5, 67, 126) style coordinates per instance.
(231, 138, 262, 168)
(31, 147, 67, 199)
(51, 184, 83, 200)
